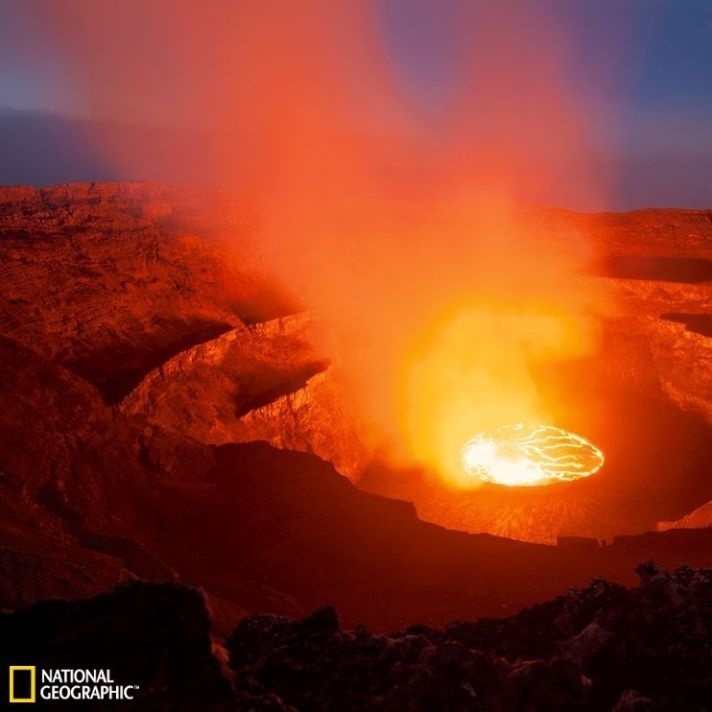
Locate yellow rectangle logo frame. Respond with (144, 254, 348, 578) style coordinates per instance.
(9, 666, 36, 704)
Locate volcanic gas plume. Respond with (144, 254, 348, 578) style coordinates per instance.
(42, 0, 622, 486)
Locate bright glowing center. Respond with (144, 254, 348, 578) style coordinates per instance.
(460, 423, 604, 487)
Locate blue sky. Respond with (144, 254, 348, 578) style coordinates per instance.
(1, 0, 711, 209)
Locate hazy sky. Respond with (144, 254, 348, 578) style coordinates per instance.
(1, 0, 711, 209)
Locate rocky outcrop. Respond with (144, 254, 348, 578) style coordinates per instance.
(0, 332, 145, 529)
(229, 563, 712, 710)
(658, 499, 712, 532)
(151, 441, 712, 632)
(232, 368, 370, 480)
(0, 183, 371, 481)
(0, 326, 361, 628)
(7, 563, 710, 711)
(5, 186, 712, 540)
(0, 331, 187, 609)
(0, 182, 290, 402)
(120, 312, 369, 479)
(3, 321, 712, 636)
(578, 208, 712, 432)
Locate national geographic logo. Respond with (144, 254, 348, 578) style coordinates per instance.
(7, 666, 139, 704)
(9, 667, 35, 704)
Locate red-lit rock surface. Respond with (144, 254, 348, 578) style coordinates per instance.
(120, 312, 369, 479)
(658, 498, 712, 532)
(2, 183, 712, 638)
(0, 183, 264, 403)
(0, 183, 365, 477)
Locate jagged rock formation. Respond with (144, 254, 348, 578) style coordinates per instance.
(229, 562, 712, 710)
(0, 330, 188, 610)
(5, 322, 712, 635)
(1, 331, 712, 636)
(0, 183, 269, 403)
(232, 368, 370, 480)
(120, 312, 369, 480)
(575, 208, 712, 430)
(0, 183, 370, 483)
(150, 441, 712, 632)
(6, 564, 710, 710)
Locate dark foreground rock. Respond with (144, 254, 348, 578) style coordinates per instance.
(2, 565, 710, 710)
(228, 563, 712, 711)
(0, 581, 235, 710)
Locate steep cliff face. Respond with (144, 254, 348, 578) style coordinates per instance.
(0, 182, 372, 617)
(0, 182, 289, 402)
(231, 368, 370, 480)
(580, 208, 712, 433)
(119, 314, 322, 439)
(658, 500, 712, 531)
(4, 186, 710, 512)
(0, 182, 369, 482)
(586, 212, 712, 538)
(0, 332, 177, 609)
(120, 312, 369, 479)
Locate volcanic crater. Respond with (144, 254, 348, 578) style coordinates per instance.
(2, 183, 712, 636)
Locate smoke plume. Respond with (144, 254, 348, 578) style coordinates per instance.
(44, 0, 617, 482)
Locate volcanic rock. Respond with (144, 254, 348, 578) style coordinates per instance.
(149, 440, 712, 633)
(0, 183, 276, 403)
(0, 183, 372, 485)
(3, 319, 712, 642)
(3, 307, 712, 637)
(228, 563, 712, 710)
(6, 184, 712, 544)
(658, 499, 712, 532)
(0, 580, 236, 710)
(0, 330, 186, 609)
(611, 690, 656, 712)
(120, 312, 369, 479)
(6, 560, 705, 711)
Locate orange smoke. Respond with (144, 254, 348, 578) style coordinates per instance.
(46, 2, 615, 481)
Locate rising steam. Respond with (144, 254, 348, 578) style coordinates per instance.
(44, 1, 617, 482)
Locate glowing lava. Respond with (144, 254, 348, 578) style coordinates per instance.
(460, 424, 604, 487)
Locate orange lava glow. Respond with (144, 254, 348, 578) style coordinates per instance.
(460, 424, 604, 487)
(399, 300, 603, 489)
